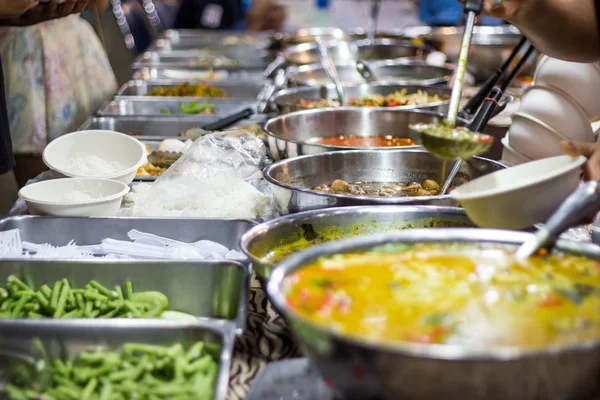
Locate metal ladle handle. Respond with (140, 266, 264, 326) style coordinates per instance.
(315, 36, 346, 106)
(515, 179, 600, 260)
(367, 0, 382, 43)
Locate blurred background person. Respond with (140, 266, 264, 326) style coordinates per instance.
(0, 0, 117, 187)
(175, 0, 286, 31)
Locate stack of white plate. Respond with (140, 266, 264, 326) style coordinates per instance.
(502, 55, 600, 166)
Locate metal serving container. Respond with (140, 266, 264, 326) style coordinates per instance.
(0, 256, 249, 329)
(240, 205, 473, 280)
(132, 50, 269, 70)
(263, 108, 464, 160)
(0, 216, 254, 254)
(155, 29, 273, 50)
(273, 27, 406, 47)
(116, 79, 266, 100)
(80, 116, 265, 140)
(274, 39, 428, 68)
(286, 60, 453, 87)
(405, 25, 538, 81)
(97, 98, 255, 117)
(262, 149, 506, 213)
(267, 228, 600, 400)
(270, 83, 451, 114)
(133, 67, 265, 82)
(0, 320, 234, 400)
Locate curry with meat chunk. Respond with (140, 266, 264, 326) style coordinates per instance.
(284, 243, 600, 349)
(313, 179, 440, 197)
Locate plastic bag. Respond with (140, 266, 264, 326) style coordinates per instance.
(129, 130, 275, 220)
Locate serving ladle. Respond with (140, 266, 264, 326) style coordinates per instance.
(315, 35, 347, 106)
(515, 180, 600, 260)
(356, 60, 377, 83)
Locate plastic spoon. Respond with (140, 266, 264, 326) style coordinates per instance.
(315, 36, 347, 106)
(515, 180, 600, 260)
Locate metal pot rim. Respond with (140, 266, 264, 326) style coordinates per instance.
(262, 149, 505, 204)
(239, 205, 467, 268)
(270, 83, 452, 110)
(267, 228, 600, 361)
(262, 107, 454, 150)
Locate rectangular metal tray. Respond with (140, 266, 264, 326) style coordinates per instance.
(115, 79, 266, 100)
(133, 67, 265, 82)
(81, 116, 265, 140)
(0, 256, 249, 329)
(97, 98, 255, 117)
(0, 320, 234, 400)
(132, 50, 269, 70)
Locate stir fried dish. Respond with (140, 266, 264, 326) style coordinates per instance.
(284, 243, 600, 349)
(160, 101, 216, 115)
(313, 179, 440, 197)
(148, 82, 226, 98)
(296, 89, 447, 109)
(308, 135, 416, 147)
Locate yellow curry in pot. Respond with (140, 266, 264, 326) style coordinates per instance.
(284, 243, 600, 349)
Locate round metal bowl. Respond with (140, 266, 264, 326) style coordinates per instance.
(262, 149, 506, 214)
(274, 28, 407, 47)
(241, 205, 473, 280)
(287, 60, 454, 87)
(267, 228, 600, 400)
(405, 25, 538, 81)
(281, 39, 428, 67)
(263, 108, 465, 160)
(270, 83, 451, 114)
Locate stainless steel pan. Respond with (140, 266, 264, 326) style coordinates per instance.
(270, 83, 450, 114)
(262, 149, 506, 213)
(267, 228, 600, 400)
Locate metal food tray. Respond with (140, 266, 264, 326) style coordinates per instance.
(115, 79, 266, 100)
(155, 29, 272, 49)
(97, 98, 256, 117)
(132, 50, 269, 70)
(0, 319, 234, 400)
(133, 67, 265, 82)
(80, 116, 266, 140)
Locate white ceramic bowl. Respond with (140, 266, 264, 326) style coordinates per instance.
(43, 130, 146, 185)
(534, 55, 600, 120)
(501, 135, 533, 166)
(518, 85, 594, 143)
(507, 111, 568, 160)
(451, 155, 586, 229)
(19, 178, 130, 217)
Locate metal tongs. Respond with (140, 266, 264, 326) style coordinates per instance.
(516, 181, 600, 260)
(460, 36, 537, 119)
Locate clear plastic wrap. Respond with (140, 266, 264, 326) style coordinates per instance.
(128, 130, 275, 220)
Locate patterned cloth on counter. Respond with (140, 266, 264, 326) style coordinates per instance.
(0, 15, 117, 154)
(228, 274, 301, 400)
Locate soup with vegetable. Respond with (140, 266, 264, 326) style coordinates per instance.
(284, 243, 600, 349)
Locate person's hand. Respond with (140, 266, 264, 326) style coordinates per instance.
(6, 0, 89, 26)
(560, 140, 600, 180)
(0, 0, 39, 19)
(458, 0, 523, 20)
(247, 0, 286, 31)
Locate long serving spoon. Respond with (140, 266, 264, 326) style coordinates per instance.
(367, 0, 382, 44)
(438, 88, 510, 195)
(315, 36, 347, 106)
(515, 180, 600, 260)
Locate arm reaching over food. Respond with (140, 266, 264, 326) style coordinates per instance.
(561, 141, 600, 181)
(458, 0, 600, 62)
